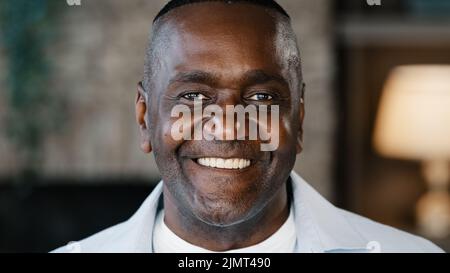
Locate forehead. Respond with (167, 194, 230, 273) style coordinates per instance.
(159, 3, 285, 81)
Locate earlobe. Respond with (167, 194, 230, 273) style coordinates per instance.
(136, 82, 147, 126)
(296, 83, 306, 154)
(136, 82, 152, 153)
(140, 140, 152, 154)
(296, 140, 303, 154)
(296, 122, 303, 154)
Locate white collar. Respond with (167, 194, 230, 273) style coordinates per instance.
(288, 172, 369, 252)
(152, 204, 296, 253)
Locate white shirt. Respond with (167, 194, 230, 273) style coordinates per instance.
(152, 205, 297, 253)
(53, 172, 444, 253)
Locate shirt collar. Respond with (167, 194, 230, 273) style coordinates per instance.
(289, 172, 370, 252)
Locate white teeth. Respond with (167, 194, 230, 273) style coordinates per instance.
(216, 158, 225, 168)
(238, 159, 245, 169)
(224, 159, 233, 169)
(210, 158, 216, 168)
(232, 159, 239, 169)
(197, 157, 251, 169)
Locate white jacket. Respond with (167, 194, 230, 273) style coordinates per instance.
(53, 172, 444, 253)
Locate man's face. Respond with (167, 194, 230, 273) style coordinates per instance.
(138, 3, 304, 226)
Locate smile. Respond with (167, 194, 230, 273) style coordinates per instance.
(196, 157, 251, 169)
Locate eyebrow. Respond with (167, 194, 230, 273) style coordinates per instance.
(169, 70, 218, 86)
(168, 69, 289, 88)
(242, 69, 289, 88)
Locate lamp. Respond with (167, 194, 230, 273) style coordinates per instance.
(373, 65, 450, 238)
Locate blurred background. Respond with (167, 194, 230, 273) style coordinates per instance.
(0, 0, 449, 252)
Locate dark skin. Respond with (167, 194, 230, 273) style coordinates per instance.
(136, 2, 304, 251)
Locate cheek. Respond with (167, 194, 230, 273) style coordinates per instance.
(267, 115, 298, 170)
(282, 116, 294, 137)
(273, 113, 297, 151)
(150, 116, 186, 179)
(155, 114, 185, 151)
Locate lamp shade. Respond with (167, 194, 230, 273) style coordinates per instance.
(373, 65, 450, 161)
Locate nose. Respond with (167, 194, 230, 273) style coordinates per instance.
(215, 88, 242, 108)
(202, 113, 242, 140)
(203, 90, 242, 140)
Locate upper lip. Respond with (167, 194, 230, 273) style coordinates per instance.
(178, 141, 266, 161)
(183, 155, 256, 163)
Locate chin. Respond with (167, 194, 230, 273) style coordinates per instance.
(192, 197, 258, 227)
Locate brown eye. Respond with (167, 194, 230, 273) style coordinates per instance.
(182, 92, 209, 101)
(248, 93, 273, 101)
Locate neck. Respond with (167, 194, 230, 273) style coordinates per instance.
(162, 182, 290, 251)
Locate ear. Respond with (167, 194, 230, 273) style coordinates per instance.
(136, 81, 152, 153)
(296, 83, 305, 154)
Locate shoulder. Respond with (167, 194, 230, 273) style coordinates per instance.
(51, 221, 131, 253)
(290, 171, 444, 253)
(337, 208, 444, 253)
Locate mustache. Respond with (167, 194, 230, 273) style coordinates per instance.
(178, 140, 268, 161)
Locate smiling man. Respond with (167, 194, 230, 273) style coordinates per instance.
(54, 0, 443, 253)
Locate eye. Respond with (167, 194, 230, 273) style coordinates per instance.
(181, 92, 209, 101)
(248, 93, 273, 101)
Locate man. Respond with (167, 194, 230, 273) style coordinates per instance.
(54, 0, 443, 253)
